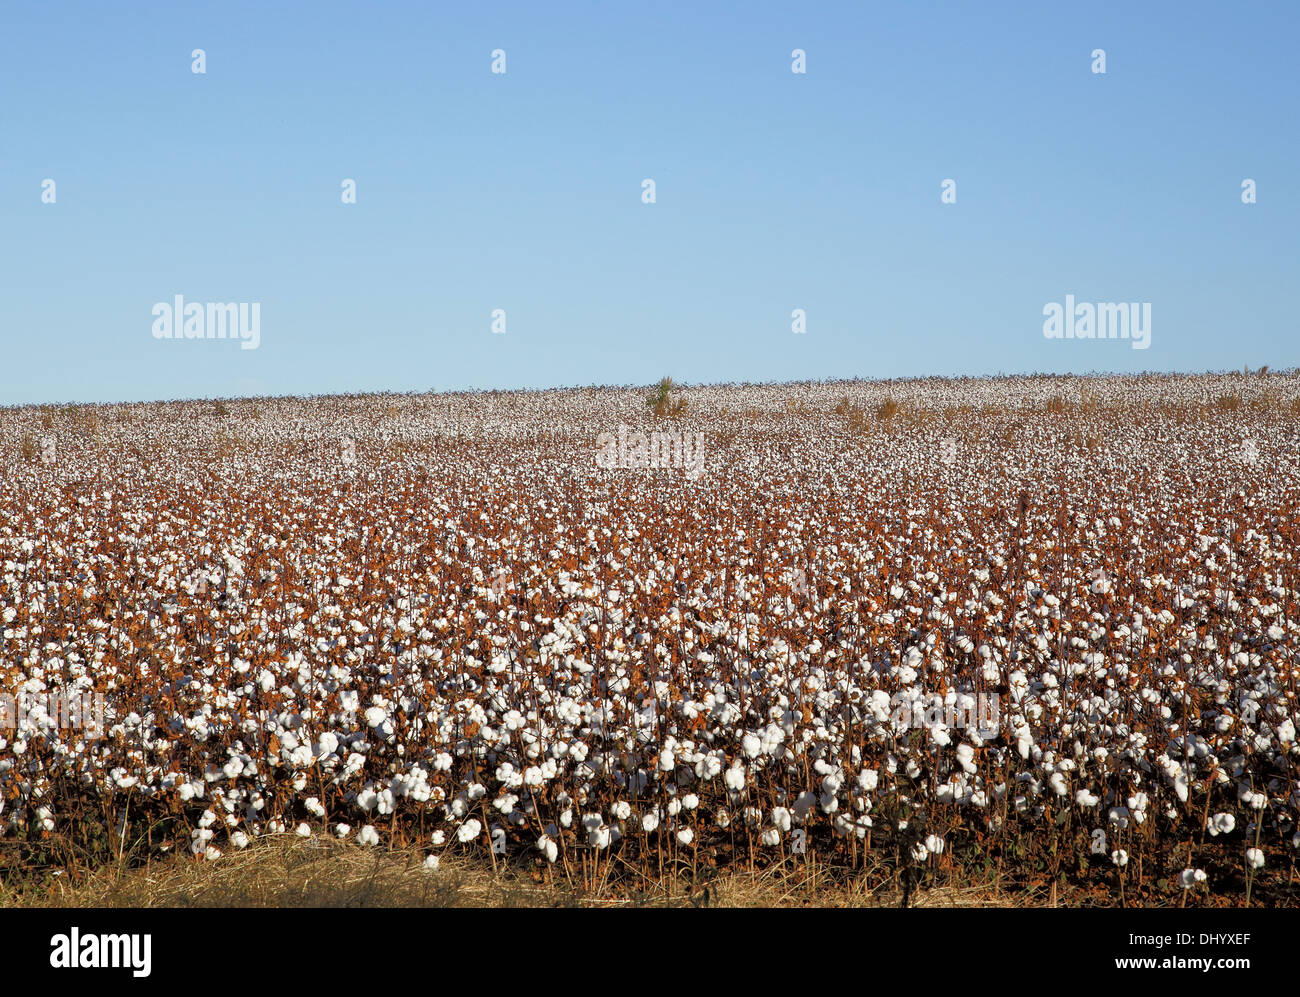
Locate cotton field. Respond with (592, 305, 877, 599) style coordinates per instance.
(2, 373, 1299, 904)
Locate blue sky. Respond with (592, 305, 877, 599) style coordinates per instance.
(2, 1, 1296, 405)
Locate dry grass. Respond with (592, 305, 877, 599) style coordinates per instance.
(646, 377, 688, 418)
(0, 838, 1124, 909)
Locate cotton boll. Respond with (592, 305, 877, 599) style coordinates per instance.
(924, 834, 945, 855)
(456, 818, 482, 844)
(537, 833, 558, 863)
(1075, 789, 1099, 808)
(231, 830, 250, 849)
(1111, 849, 1129, 868)
(1245, 848, 1265, 869)
(358, 824, 380, 846)
(760, 827, 781, 847)
(955, 745, 977, 774)
(1179, 868, 1206, 888)
(335, 823, 351, 838)
(1209, 812, 1236, 836)
(295, 822, 312, 837)
(423, 854, 440, 871)
(676, 828, 694, 846)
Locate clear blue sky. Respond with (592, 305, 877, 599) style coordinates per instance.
(2, 1, 1296, 405)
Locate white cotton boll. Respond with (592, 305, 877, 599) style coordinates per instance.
(231, 830, 250, 849)
(676, 828, 694, 846)
(925, 834, 945, 855)
(760, 827, 781, 847)
(1172, 771, 1189, 803)
(456, 819, 482, 844)
(1278, 719, 1296, 745)
(681, 794, 699, 810)
(1209, 812, 1236, 836)
(771, 807, 792, 832)
(358, 825, 380, 846)
(586, 820, 611, 849)
(1075, 789, 1099, 808)
(1111, 849, 1129, 868)
(911, 843, 930, 862)
(695, 752, 723, 780)
(742, 733, 762, 759)
(295, 822, 312, 837)
(204, 846, 222, 861)
(305, 797, 325, 818)
(955, 745, 976, 774)
(857, 768, 879, 792)
(642, 811, 660, 833)
(1246, 848, 1265, 869)
(1180, 868, 1207, 888)
(199, 809, 217, 829)
(612, 801, 631, 821)
(793, 792, 816, 819)
(335, 823, 351, 838)
(1048, 772, 1068, 797)
(559, 808, 573, 828)
(423, 855, 440, 871)
(537, 834, 558, 863)
(724, 764, 747, 791)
